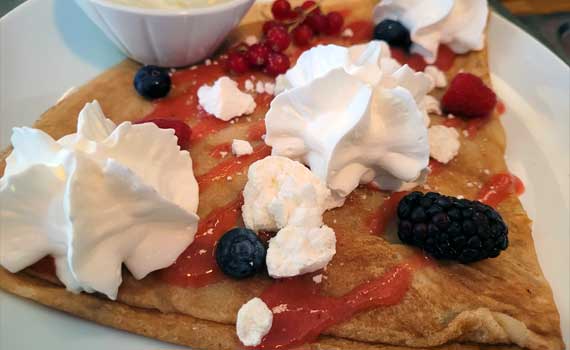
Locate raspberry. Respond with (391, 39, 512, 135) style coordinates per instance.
(442, 73, 497, 118)
(266, 26, 291, 52)
(397, 192, 508, 263)
(325, 11, 344, 35)
(246, 43, 270, 67)
(271, 0, 293, 20)
(227, 51, 250, 74)
(292, 24, 314, 46)
(266, 52, 290, 75)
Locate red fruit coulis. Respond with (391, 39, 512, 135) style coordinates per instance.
(478, 173, 525, 207)
(443, 116, 490, 138)
(160, 197, 243, 287)
(367, 191, 408, 235)
(254, 254, 433, 350)
(391, 45, 456, 72)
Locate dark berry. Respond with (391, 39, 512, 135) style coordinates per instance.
(265, 52, 290, 75)
(227, 51, 250, 74)
(397, 192, 509, 263)
(325, 11, 344, 35)
(135, 119, 191, 149)
(305, 12, 327, 34)
(293, 24, 314, 46)
(271, 0, 293, 20)
(266, 26, 291, 52)
(373, 19, 412, 50)
(215, 228, 266, 279)
(133, 65, 171, 100)
(246, 43, 271, 67)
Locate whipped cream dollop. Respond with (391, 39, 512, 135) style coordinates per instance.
(0, 101, 199, 299)
(242, 156, 338, 232)
(374, 0, 488, 63)
(266, 42, 432, 200)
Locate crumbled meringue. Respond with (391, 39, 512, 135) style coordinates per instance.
(374, 0, 488, 63)
(0, 101, 199, 299)
(197, 77, 256, 121)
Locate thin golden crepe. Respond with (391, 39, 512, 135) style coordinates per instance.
(0, 1, 564, 349)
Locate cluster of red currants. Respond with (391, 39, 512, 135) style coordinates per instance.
(226, 0, 345, 76)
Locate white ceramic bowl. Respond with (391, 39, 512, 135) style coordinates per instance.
(74, 0, 255, 67)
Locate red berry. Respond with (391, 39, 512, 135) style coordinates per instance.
(227, 51, 250, 74)
(293, 24, 314, 46)
(301, 0, 317, 10)
(441, 73, 498, 118)
(137, 119, 191, 149)
(325, 11, 344, 35)
(271, 0, 292, 20)
(246, 43, 270, 67)
(266, 26, 291, 52)
(266, 52, 290, 75)
(262, 21, 284, 36)
(305, 12, 327, 33)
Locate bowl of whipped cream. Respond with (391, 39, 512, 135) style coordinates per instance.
(75, 0, 255, 67)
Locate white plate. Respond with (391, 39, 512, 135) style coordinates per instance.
(0, 1, 569, 348)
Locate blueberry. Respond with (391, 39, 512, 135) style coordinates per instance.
(373, 19, 412, 50)
(133, 65, 171, 100)
(215, 228, 266, 279)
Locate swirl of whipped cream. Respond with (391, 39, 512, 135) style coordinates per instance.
(0, 101, 199, 299)
(265, 43, 432, 201)
(373, 0, 488, 63)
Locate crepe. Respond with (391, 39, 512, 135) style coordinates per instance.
(0, 1, 564, 349)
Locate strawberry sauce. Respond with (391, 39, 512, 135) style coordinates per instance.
(256, 254, 433, 350)
(477, 173, 525, 207)
(367, 191, 408, 235)
(391, 45, 456, 72)
(443, 116, 490, 138)
(160, 197, 243, 287)
(197, 144, 271, 192)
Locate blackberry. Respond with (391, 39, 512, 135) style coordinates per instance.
(397, 192, 508, 263)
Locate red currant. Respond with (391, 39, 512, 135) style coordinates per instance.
(246, 43, 270, 67)
(227, 51, 250, 74)
(266, 52, 290, 75)
(325, 11, 344, 35)
(271, 0, 293, 21)
(305, 12, 327, 34)
(301, 0, 317, 10)
(293, 24, 313, 46)
(262, 20, 284, 36)
(266, 26, 291, 52)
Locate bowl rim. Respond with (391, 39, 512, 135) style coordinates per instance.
(87, 0, 255, 16)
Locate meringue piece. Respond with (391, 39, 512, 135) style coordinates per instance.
(374, 0, 488, 63)
(429, 125, 460, 164)
(266, 57, 431, 198)
(0, 100, 200, 299)
(197, 77, 256, 121)
(421, 95, 442, 117)
(425, 65, 448, 88)
(242, 156, 338, 232)
(232, 139, 253, 157)
(236, 297, 273, 346)
(266, 225, 336, 278)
